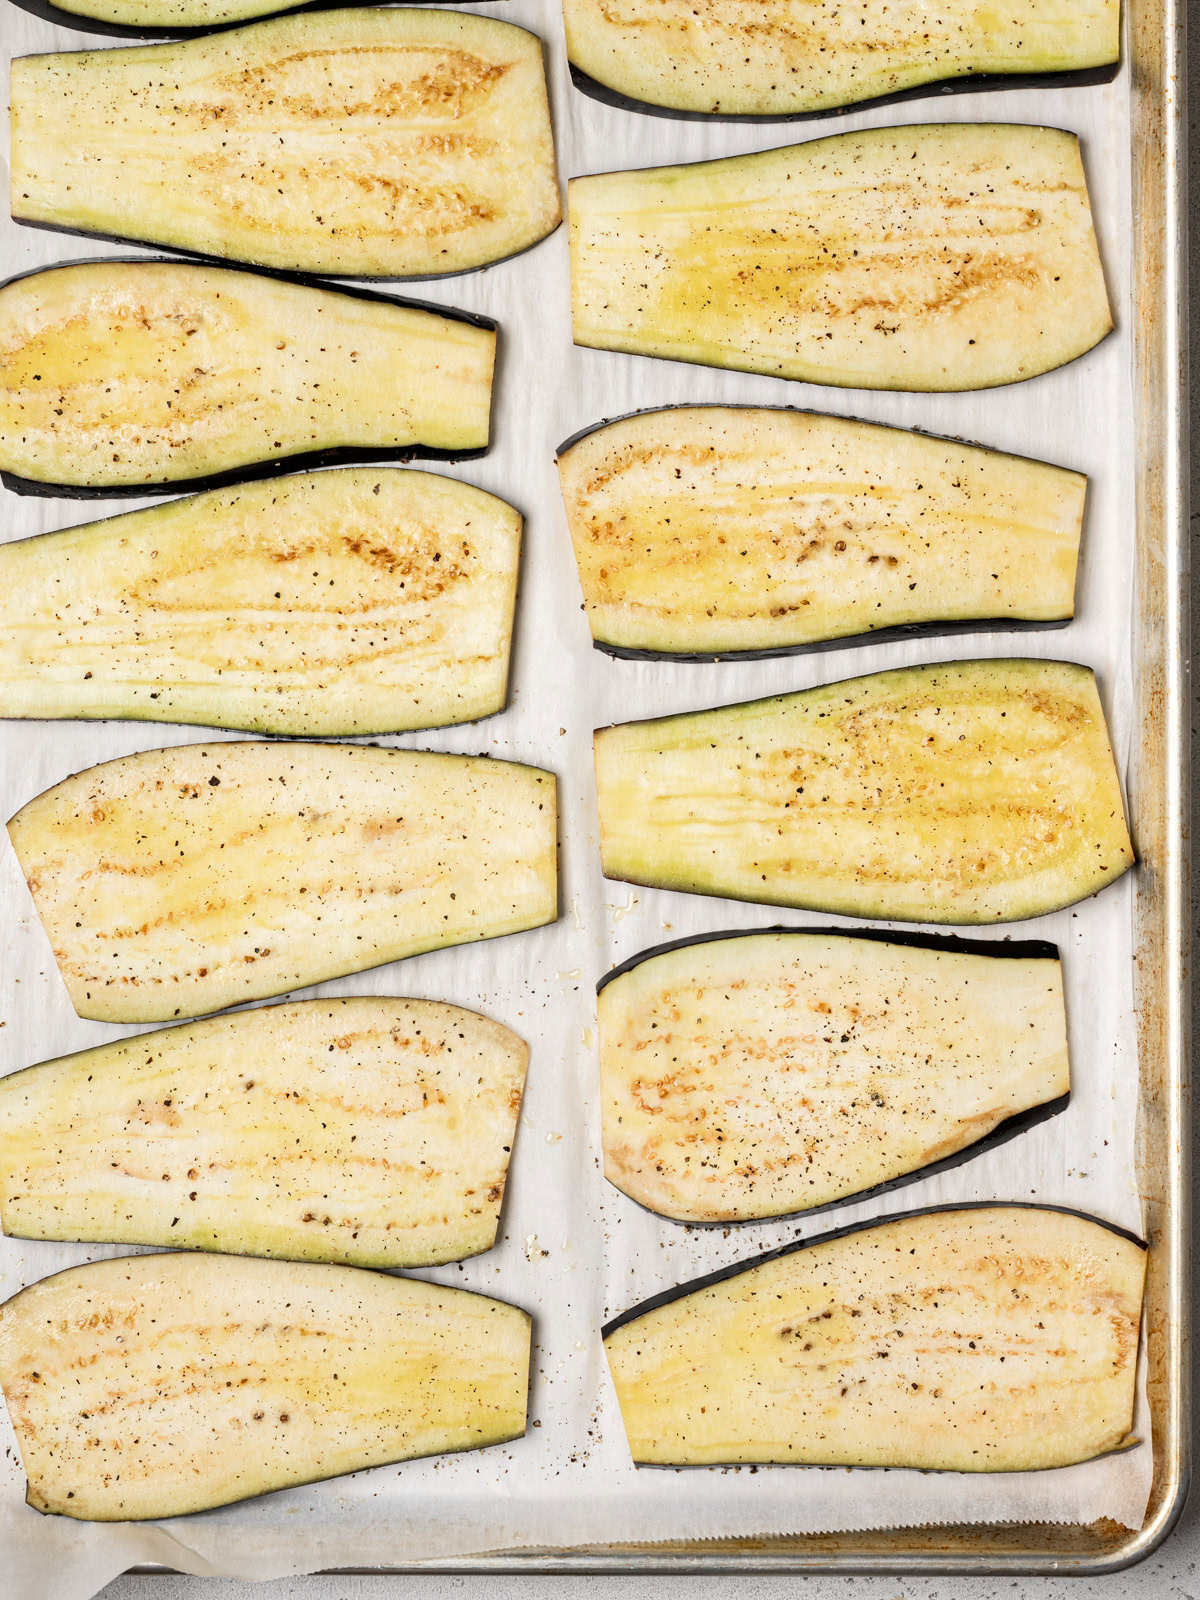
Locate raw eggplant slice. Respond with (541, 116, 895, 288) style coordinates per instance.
(0, 997, 527, 1268)
(0, 468, 521, 736)
(4, 0, 490, 40)
(598, 929, 1069, 1223)
(594, 658, 1133, 924)
(569, 125, 1112, 392)
(557, 407, 1084, 658)
(7, 742, 557, 1024)
(11, 11, 561, 280)
(0, 260, 495, 497)
(562, 0, 1119, 120)
(603, 1204, 1145, 1471)
(0, 1252, 530, 1519)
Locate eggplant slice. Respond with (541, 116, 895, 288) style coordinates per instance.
(0, 1252, 530, 1520)
(7, 742, 557, 1024)
(569, 124, 1111, 392)
(0, 468, 521, 736)
(598, 930, 1069, 1223)
(557, 407, 1084, 658)
(0, 260, 495, 497)
(11, 11, 561, 280)
(603, 1204, 1145, 1472)
(562, 0, 1119, 120)
(594, 658, 1133, 924)
(0, 997, 526, 1268)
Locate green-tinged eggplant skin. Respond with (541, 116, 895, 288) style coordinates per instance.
(602, 1431, 1139, 1474)
(4, 0, 496, 38)
(12, 215, 552, 291)
(592, 618, 1068, 664)
(556, 405, 1077, 463)
(0, 998, 528, 1268)
(11, 12, 562, 281)
(567, 61, 1120, 124)
(556, 405, 1083, 659)
(555, 404, 1080, 469)
(0, 1253, 531, 1520)
(597, 927, 1069, 1225)
(569, 125, 1112, 392)
(0, 254, 494, 328)
(0, 258, 495, 498)
(7, 741, 558, 1024)
(603, 1204, 1146, 1473)
(0, 468, 522, 736)
(594, 658, 1134, 925)
(602, 1200, 1147, 1334)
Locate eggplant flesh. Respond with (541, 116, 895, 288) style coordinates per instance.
(11, 11, 561, 280)
(599, 931, 1069, 1223)
(569, 124, 1112, 392)
(7, 741, 557, 1024)
(0, 261, 494, 495)
(594, 658, 1133, 924)
(0, 1252, 530, 1520)
(603, 1206, 1145, 1471)
(0, 468, 520, 736)
(0, 998, 527, 1268)
(562, 0, 1119, 118)
(557, 407, 1083, 657)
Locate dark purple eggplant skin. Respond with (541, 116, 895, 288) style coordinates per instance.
(568, 59, 1119, 127)
(597, 924, 1060, 994)
(0, 445, 488, 501)
(3, 0, 498, 42)
(556, 400, 1087, 467)
(601, 1199, 1147, 1341)
(605, 1094, 1070, 1233)
(11, 214, 557, 288)
(593, 616, 1069, 665)
(599, 924, 1069, 1230)
(0, 254, 495, 326)
(558, 401, 1080, 658)
(0, 255, 496, 500)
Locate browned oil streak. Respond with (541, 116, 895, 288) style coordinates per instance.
(203, 46, 508, 122)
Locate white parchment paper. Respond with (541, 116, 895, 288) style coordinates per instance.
(0, 0, 1153, 1593)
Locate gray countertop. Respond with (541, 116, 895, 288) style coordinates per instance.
(91, 1568, 1200, 1600)
(88, 18, 1198, 1600)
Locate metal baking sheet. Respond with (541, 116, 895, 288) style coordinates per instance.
(0, 0, 1187, 1582)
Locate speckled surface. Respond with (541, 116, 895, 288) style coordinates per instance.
(90, 1556, 1200, 1600)
(82, 8, 1200, 1599)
